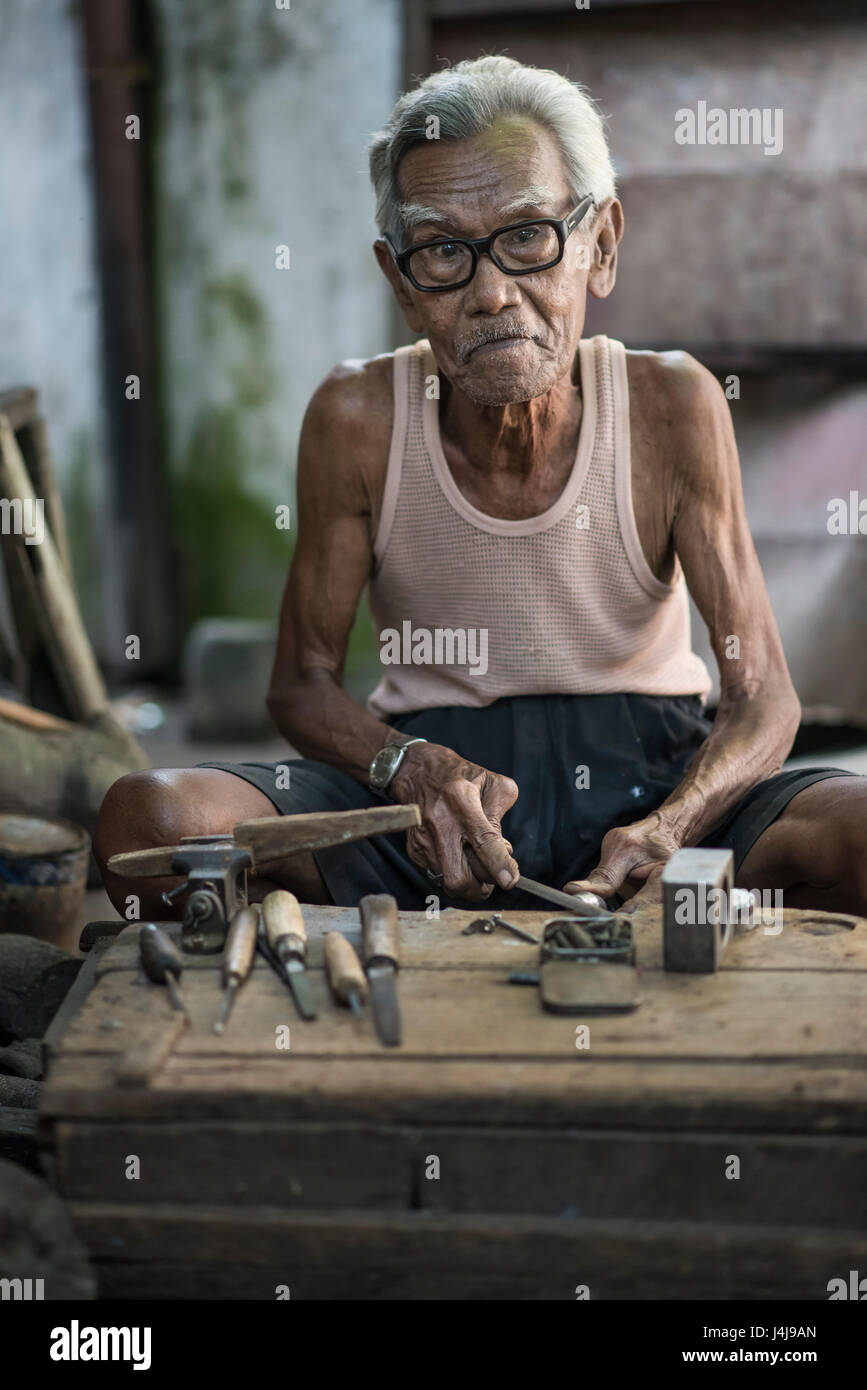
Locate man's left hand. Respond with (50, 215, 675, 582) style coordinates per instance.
(562, 815, 682, 913)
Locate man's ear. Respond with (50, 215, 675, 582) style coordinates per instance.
(374, 239, 425, 333)
(586, 198, 624, 301)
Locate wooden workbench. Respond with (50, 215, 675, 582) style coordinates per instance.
(40, 904, 867, 1300)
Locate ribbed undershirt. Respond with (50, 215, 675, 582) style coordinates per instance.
(365, 334, 712, 720)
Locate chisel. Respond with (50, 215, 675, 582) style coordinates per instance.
(139, 924, 190, 1021)
(359, 894, 401, 1047)
(324, 931, 367, 1018)
(515, 875, 614, 918)
(262, 890, 317, 1021)
(465, 849, 613, 918)
(214, 904, 260, 1034)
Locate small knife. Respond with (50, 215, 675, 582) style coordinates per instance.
(360, 894, 401, 1047)
(262, 890, 318, 1021)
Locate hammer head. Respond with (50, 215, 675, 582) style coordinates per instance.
(662, 847, 734, 973)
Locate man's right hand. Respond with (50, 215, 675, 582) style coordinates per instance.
(390, 742, 519, 900)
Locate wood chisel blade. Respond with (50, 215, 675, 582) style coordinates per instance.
(360, 894, 402, 1048)
(366, 962, 401, 1046)
(284, 957, 317, 1021)
(262, 890, 318, 1021)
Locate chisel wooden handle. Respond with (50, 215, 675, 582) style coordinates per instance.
(262, 889, 306, 954)
(324, 931, 368, 1006)
(140, 924, 183, 983)
(223, 904, 260, 985)
(359, 894, 400, 968)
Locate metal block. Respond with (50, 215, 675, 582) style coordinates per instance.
(662, 847, 734, 974)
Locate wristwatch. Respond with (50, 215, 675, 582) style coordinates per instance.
(368, 737, 427, 793)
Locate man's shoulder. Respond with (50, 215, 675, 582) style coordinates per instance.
(624, 346, 725, 420)
(306, 351, 395, 435)
(298, 353, 398, 515)
(624, 346, 738, 506)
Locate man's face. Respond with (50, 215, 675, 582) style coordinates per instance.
(375, 117, 621, 406)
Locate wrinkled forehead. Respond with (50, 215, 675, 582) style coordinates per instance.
(396, 116, 572, 229)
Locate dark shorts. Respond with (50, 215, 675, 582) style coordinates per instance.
(198, 693, 855, 910)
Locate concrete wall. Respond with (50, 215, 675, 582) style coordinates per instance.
(436, 0, 867, 347)
(0, 0, 401, 664)
(154, 0, 401, 627)
(0, 0, 108, 630)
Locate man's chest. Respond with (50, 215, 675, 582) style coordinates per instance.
(363, 359, 677, 584)
(438, 409, 677, 584)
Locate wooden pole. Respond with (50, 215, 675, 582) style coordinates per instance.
(0, 414, 107, 721)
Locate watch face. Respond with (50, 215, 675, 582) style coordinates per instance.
(370, 745, 402, 788)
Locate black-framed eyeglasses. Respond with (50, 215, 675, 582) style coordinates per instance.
(386, 195, 595, 293)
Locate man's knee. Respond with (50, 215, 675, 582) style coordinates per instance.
(94, 769, 191, 870)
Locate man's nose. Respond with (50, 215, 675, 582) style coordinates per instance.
(463, 253, 523, 313)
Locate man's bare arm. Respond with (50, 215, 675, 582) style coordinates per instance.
(266, 362, 395, 781)
(653, 357, 800, 837)
(567, 356, 800, 900)
(266, 362, 518, 897)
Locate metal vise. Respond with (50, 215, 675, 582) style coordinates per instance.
(162, 835, 251, 955)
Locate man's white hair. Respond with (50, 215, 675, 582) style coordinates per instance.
(367, 55, 616, 245)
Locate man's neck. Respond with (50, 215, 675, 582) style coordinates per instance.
(438, 356, 583, 481)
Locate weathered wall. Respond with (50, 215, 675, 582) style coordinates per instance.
(153, 0, 401, 629)
(0, 0, 108, 630)
(435, 0, 867, 347)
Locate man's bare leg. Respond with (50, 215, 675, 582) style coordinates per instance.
(736, 775, 867, 914)
(93, 768, 330, 918)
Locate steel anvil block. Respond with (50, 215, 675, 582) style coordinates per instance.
(662, 847, 734, 973)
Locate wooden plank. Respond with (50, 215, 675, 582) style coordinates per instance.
(23, 415, 75, 585)
(414, 1127, 867, 1229)
(41, 1055, 867, 1132)
(0, 415, 107, 719)
(43, 936, 114, 1071)
(52, 960, 867, 1063)
(52, 1120, 867, 1230)
(68, 1202, 867, 1300)
(55, 1122, 414, 1208)
(92, 905, 867, 977)
(116, 1010, 187, 1089)
(0, 697, 74, 732)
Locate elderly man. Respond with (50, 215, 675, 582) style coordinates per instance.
(95, 56, 865, 918)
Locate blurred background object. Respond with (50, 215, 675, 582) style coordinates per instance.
(0, 0, 864, 763)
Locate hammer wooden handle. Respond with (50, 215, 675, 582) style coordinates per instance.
(262, 890, 306, 950)
(324, 932, 368, 1006)
(359, 894, 400, 968)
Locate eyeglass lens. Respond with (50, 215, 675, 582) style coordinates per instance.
(408, 222, 560, 287)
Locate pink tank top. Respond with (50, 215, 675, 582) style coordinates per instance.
(365, 334, 712, 720)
